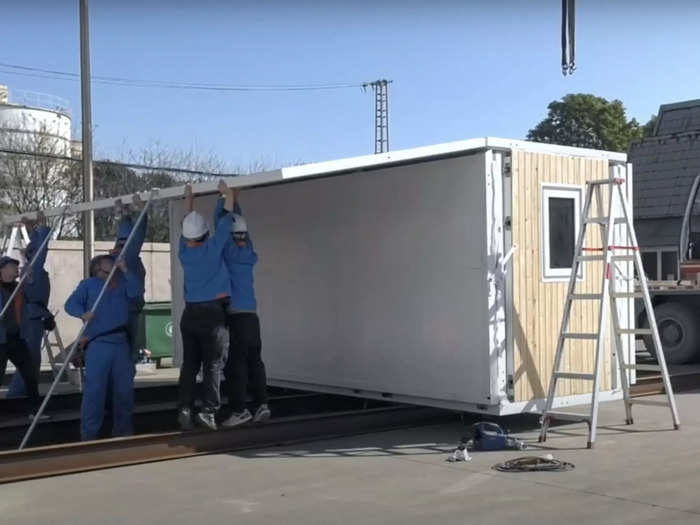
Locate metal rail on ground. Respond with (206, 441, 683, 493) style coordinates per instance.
(0, 406, 449, 484)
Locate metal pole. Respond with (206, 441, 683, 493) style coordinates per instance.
(19, 192, 156, 450)
(0, 213, 68, 323)
(80, 0, 94, 278)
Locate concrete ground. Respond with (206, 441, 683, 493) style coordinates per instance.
(3, 392, 700, 525)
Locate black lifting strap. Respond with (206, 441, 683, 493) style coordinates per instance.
(561, 0, 576, 76)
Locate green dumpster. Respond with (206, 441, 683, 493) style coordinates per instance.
(136, 302, 174, 366)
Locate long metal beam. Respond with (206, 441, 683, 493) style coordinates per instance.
(1, 171, 283, 225)
(0, 406, 448, 484)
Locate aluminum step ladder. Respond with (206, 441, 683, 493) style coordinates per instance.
(43, 324, 82, 389)
(1, 223, 30, 256)
(538, 173, 680, 449)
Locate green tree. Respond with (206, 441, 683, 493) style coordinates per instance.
(527, 94, 644, 152)
(642, 114, 658, 137)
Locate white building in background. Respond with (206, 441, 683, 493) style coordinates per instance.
(0, 84, 78, 237)
(0, 84, 72, 153)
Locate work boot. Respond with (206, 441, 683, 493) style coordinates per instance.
(252, 404, 271, 423)
(196, 411, 218, 431)
(177, 407, 194, 431)
(221, 409, 252, 428)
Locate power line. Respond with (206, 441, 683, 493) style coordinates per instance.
(0, 62, 367, 92)
(0, 147, 238, 178)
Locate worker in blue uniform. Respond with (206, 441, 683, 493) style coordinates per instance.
(0, 255, 41, 413)
(111, 194, 147, 362)
(177, 180, 233, 431)
(214, 187, 270, 428)
(65, 254, 143, 441)
(7, 212, 53, 398)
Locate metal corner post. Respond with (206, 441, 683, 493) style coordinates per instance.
(80, 0, 94, 278)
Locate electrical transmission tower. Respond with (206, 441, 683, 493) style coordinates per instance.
(363, 79, 392, 154)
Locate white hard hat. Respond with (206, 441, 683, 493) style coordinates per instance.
(232, 213, 248, 233)
(182, 211, 209, 239)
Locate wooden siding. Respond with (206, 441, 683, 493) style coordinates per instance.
(511, 151, 613, 402)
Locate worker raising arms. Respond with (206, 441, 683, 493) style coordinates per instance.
(214, 187, 270, 428)
(65, 255, 143, 441)
(177, 180, 233, 431)
(111, 194, 148, 363)
(7, 211, 53, 399)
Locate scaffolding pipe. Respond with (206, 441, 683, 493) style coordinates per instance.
(0, 211, 69, 324)
(19, 190, 157, 450)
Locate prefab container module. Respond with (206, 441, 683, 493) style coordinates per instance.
(168, 137, 634, 415)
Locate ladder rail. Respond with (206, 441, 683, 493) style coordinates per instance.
(539, 183, 596, 442)
(615, 183, 680, 428)
(608, 257, 634, 425)
(586, 182, 617, 448)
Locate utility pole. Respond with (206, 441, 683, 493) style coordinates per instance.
(79, 0, 94, 277)
(363, 79, 392, 154)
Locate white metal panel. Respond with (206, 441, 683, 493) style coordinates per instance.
(170, 153, 497, 406)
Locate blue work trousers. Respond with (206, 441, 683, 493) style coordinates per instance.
(81, 338, 134, 441)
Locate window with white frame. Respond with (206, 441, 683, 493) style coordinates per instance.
(541, 184, 582, 281)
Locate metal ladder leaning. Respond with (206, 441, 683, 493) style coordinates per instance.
(538, 174, 680, 449)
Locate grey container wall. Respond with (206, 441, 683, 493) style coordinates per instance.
(170, 152, 502, 411)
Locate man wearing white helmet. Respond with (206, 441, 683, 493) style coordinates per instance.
(177, 180, 234, 431)
(213, 187, 269, 428)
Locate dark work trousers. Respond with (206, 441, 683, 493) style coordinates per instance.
(178, 300, 229, 414)
(225, 313, 268, 413)
(0, 335, 40, 409)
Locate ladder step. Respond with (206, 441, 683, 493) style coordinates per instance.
(570, 293, 603, 300)
(611, 255, 635, 262)
(576, 255, 605, 262)
(562, 333, 599, 340)
(553, 372, 596, 381)
(543, 411, 591, 422)
(587, 179, 622, 186)
(629, 399, 671, 407)
(623, 364, 661, 372)
(584, 217, 626, 225)
(617, 328, 652, 335)
(611, 292, 644, 298)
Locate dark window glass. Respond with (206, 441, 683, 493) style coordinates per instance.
(641, 252, 658, 280)
(661, 251, 678, 280)
(549, 197, 575, 269)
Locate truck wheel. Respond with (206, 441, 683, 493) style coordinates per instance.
(643, 302, 700, 365)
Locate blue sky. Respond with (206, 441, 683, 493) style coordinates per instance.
(2, 0, 699, 171)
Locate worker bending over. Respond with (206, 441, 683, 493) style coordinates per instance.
(214, 187, 270, 427)
(0, 255, 41, 414)
(177, 180, 233, 431)
(112, 193, 147, 362)
(8, 212, 53, 398)
(65, 254, 143, 440)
